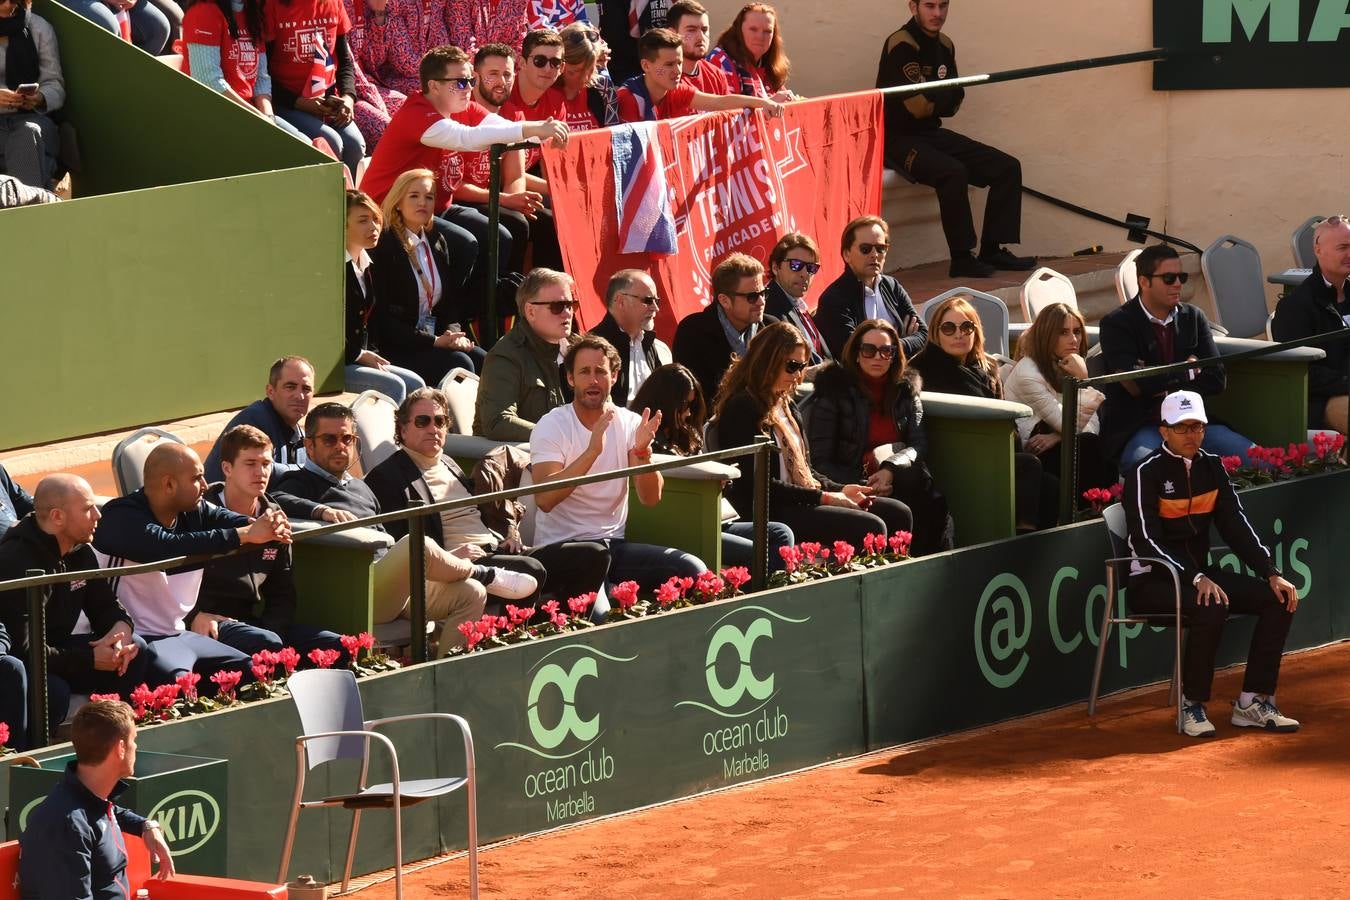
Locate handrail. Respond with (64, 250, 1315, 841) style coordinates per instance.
(877, 48, 1171, 98)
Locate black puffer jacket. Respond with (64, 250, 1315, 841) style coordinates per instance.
(801, 364, 927, 485)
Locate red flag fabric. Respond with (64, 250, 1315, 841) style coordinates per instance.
(543, 91, 884, 340)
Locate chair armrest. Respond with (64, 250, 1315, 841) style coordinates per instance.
(920, 391, 1033, 420)
(365, 712, 475, 767)
(1214, 335, 1325, 363)
(291, 520, 394, 551)
(443, 434, 529, 461)
(654, 454, 741, 481)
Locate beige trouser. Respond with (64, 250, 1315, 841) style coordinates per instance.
(372, 535, 486, 652)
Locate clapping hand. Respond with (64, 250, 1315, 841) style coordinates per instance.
(634, 407, 664, 453)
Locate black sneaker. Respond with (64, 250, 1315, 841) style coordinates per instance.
(949, 253, 996, 278)
(979, 247, 1038, 271)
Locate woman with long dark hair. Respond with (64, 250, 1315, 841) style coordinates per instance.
(707, 2, 795, 100)
(804, 319, 953, 555)
(712, 322, 912, 546)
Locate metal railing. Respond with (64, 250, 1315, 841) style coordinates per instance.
(3, 439, 775, 749)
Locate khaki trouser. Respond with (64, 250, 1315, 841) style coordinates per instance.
(372, 536, 486, 652)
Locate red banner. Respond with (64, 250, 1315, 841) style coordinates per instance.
(543, 91, 884, 340)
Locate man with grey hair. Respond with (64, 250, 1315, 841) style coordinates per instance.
(1272, 214, 1350, 433)
(588, 269, 673, 405)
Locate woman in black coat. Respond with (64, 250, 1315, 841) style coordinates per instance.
(803, 319, 953, 555)
(370, 168, 486, 386)
(711, 322, 913, 547)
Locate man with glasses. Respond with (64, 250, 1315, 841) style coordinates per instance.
(475, 268, 578, 440)
(673, 252, 780, 400)
(1099, 244, 1255, 468)
(1272, 215, 1350, 434)
(589, 269, 673, 405)
(816, 216, 927, 360)
(502, 29, 568, 198)
(1123, 390, 1300, 738)
(615, 28, 782, 123)
(767, 232, 831, 372)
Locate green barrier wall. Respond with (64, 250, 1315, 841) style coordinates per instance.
(5, 472, 1345, 883)
(1, 3, 344, 451)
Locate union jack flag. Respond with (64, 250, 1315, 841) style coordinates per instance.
(301, 44, 335, 100)
(529, 0, 588, 30)
(611, 122, 676, 256)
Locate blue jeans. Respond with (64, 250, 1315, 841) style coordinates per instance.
(142, 631, 251, 690)
(344, 363, 425, 403)
(215, 620, 349, 667)
(721, 521, 795, 574)
(1120, 424, 1255, 471)
(66, 0, 170, 53)
(606, 538, 708, 594)
(275, 106, 366, 179)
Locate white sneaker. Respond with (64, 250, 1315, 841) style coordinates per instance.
(1181, 701, 1217, 738)
(483, 567, 538, 600)
(1231, 696, 1300, 732)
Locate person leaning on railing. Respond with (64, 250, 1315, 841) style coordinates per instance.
(615, 28, 784, 123)
(707, 2, 797, 101)
(712, 322, 914, 546)
(801, 319, 954, 555)
(1271, 214, 1350, 435)
(668, 0, 731, 96)
(630, 363, 796, 572)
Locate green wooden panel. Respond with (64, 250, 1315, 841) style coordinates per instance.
(625, 477, 724, 570)
(1209, 358, 1310, 448)
(292, 543, 379, 635)
(924, 415, 1017, 546)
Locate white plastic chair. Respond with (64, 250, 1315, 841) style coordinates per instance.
(110, 427, 186, 495)
(277, 668, 478, 899)
(352, 390, 399, 472)
(921, 287, 1012, 359)
(437, 368, 480, 436)
(1291, 216, 1325, 268)
(1115, 248, 1142, 305)
(1019, 267, 1077, 322)
(1201, 234, 1271, 339)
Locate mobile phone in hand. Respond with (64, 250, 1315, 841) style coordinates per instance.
(17, 84, 39, 95)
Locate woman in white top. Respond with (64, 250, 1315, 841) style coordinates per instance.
(1002, 301, 1118, 497)
(370, 168, 486, 386)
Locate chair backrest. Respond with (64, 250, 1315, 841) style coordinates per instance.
(111, 427, 186, 496)
(1201, 234, 1270, 339)
(1102, 502, 1128, 558)
(288, 669, 367, 769)
(1291, 216, 1325, 268)
(1019, 267, 1077, 322)
(1115, 248, 1142, 305)
(437, 368, 479, 436)
(922, 287, 1012, 358)
(351, 390, 399, 472)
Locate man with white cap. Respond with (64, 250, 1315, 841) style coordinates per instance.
(1122, 390, 1301, 738)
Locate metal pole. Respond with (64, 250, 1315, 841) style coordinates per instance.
(751, 440, 770, 592)
(407, 500, 428, 663)
(1058, 378, 1081, 526)
(483, 143, 506, 348)
(26, 571, 48, 750)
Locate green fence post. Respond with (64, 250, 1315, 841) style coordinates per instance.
(752, 440, 770, 592)
(1059, 378, 1080, 525)
(408, 500, 428, 663)
(26, 571, 48, 750)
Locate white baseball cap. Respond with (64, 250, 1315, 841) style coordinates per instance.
(1160, 390, 1207, 425)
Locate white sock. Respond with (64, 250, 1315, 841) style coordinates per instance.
(1238, 691, 1258, 707)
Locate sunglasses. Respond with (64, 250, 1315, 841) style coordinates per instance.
(314, 433, 357, 447)
(619, 291, 660, 307)
(784, 259, 820, 274)
(413, 414, 450, 429)
(858, 343, 897, 359)
(1167, 422, 1206, 434)
(530, 54, 563, 69)
(529, 299, 578, 315)
(431, 75, 477, 90)
(1145, 271, 1189, 285)
(938, 320, 977, 336)
(784, 359, 808, 374)
(730, 289, 768, 304)
(858, 242, 888, 256)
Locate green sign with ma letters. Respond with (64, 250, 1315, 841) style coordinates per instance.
(1155, 0, 1350, 89)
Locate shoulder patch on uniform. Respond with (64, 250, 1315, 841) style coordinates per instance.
(886, 30, 920, 55)
(902, 62, 923, 83)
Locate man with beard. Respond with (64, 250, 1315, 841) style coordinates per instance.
(667, 0, 728, 95)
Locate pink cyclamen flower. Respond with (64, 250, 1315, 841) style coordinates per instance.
(832, 541, 855, 567)
(175, 672, 201, 702)
(611, 581, 640, 611)
(276, 647, 301, 675)
(306, 649, 340, 669)
(721, 566, 751, 592)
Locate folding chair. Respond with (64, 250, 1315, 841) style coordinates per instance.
(1019, 267, 1077, 323)
(1201, 234, 1272, 339)
(437, 368, 480, 435)
(1115, 248, 1142, 306)
(1291, 216, 1325, 269)
(351, 390, 399, 472)
(277, 669, 478, 899)
(922, 287, 1012, 359)
(1088, 503, 1186, 734)
(110, 427, 185, 496)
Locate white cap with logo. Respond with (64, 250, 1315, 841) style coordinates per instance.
(1160, 390, 1207, 425)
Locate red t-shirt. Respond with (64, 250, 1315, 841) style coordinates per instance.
(263, 0, 350, 97)
(616, 81, 697, 122)
(362, 91, 446, 207)
(438, 101, 491, 199)
(682, 61, 729, 96)
(183, 4, 262, 100)
(558, 89, 600, 132)
(501, 84, 564, 170)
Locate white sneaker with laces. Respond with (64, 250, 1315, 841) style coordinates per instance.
(1231, 696, 1300, 732)
(1181, 701, 1217, 738)
(483, 567, 538, 600)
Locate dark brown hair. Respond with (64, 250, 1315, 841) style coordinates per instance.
(564, 334, 622, 376)
(394, 388, 450, 445)
(840, 319, 908, 410)
(1015, 302, 1087, 388)
(630, 364, 706, 455)
(711, 321, 808, 426)
(420, 45, 471, 92)
(217, 424, 272, 465)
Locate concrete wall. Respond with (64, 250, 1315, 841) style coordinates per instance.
(706, 1, 1349, 303)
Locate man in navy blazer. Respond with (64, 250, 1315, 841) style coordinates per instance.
(766, 232, 832, 375)
(815, 216, 928, 360)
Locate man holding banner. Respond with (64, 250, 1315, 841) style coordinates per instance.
(616, 28, 782, 122)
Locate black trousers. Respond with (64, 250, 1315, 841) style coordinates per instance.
(1014, 451, 1059, 530)
(884, 127, 1023, 256)
(467, 203, 564, 273)
(773, 496, 913, 547)
(524, 540, 611, 603)
(1037, 432, 1119, 506)
(1129, 569, 1294, 703)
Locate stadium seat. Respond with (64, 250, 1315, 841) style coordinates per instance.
(1291, 216, 1325, 268)
(921, 287, 1012, 359)
(1114, 248, 1142, 306)
(352, 390, 399, 472)
(277, 669, 479, 900)
(1019, 267, 1077, 322)
(437, 368, 479, 435)
(1200, 234, 1271, 339)
(111, 427, 186, 496)
(1089, 503, 1186, 734)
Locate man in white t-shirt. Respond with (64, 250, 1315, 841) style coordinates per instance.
(531, 335, 708, 597)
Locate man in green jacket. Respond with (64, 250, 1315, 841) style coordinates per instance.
(474, 268, 576, 440)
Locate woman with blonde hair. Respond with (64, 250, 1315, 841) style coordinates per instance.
(708, 2, 795, 100)
(557, 22, 619, 131)
(712, 322, 912, 546)
(370, 168, 485, 384)
(910, 295, 1058, 531)
(1004, 302, 1117, 496)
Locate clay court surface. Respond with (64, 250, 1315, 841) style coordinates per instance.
(355, 642, 1350, 898)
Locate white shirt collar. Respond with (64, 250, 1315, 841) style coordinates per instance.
(347, 248, 372, 275)
(1137, 297, 1176, 327)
